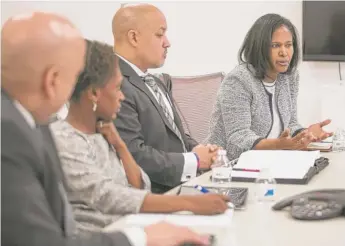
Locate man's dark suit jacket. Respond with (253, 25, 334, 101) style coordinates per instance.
(1, 91, 131, 246)
(115, 59, 198, 193)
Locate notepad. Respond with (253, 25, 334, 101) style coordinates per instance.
(308, 142, 332, 151)
(306, 136, 333, 151)
(233, 150, 320, 179)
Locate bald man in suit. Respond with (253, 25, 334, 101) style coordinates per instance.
(112, 4, 219, 193)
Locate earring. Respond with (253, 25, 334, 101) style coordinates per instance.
(92, 101, 97, 112)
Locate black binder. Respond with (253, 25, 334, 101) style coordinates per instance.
(231, 157, 330, 185)
(210, 157, 330, 185)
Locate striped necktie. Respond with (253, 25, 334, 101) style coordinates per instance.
(143, 74, 187, 152)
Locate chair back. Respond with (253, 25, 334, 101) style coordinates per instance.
(170, 72, 225, 143)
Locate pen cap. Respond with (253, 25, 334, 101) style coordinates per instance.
(194, 185, 209, 193)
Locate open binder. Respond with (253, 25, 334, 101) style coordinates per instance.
(229, 150, 329, 185)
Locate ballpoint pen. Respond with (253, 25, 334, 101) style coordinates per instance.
(194, 185, 235, 209)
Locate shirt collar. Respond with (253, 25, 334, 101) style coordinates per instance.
(13, 100, 36, 129)
(262, 80, 276, 87)
(116, 54, 148, 77)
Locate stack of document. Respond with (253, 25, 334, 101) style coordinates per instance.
(307, 136, 333, 152)
(233, 150, 320, 179)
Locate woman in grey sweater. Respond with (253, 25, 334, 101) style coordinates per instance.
(206, 14, 332, 160)
(51, 40, 229, 233)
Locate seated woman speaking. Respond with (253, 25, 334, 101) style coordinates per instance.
(51, 40, 229, 233)
(206, 13, 332, 160)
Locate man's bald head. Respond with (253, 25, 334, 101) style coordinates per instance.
(1, 12, 86, 123)
(112, 4, 170, 71)
(112, 4, 163, 43)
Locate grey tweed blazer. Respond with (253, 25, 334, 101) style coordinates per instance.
(206, 63, 303, 160)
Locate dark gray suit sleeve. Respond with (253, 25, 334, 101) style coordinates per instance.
(115, 88, 185, 188)
(183, 134, 198, 151)
(1, 122, 132, 246)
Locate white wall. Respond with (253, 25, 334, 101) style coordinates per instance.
(2, 1, 344, 131)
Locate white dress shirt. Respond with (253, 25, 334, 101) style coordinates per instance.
(117, 55, 198, 182)
(13, 100, 36, 129)
(263, 81, 283, 138)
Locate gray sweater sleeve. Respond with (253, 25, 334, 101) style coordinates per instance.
(219, 74, 263, 153)
(287, 71, 305, 136)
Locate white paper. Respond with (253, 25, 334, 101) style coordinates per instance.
(121, 210, 233, 228)
(308, 142, 332, 149)
(234, 150, 320, 179)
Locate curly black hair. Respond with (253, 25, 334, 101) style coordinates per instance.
(70, 39, 118, 102)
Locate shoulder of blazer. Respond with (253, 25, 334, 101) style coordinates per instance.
(223, 63, 259, 94)
(121, 75, 138, 97)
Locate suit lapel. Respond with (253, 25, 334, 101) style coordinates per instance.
(40, 125, 66, 184)
(119, 58, 179, 136)
(1, 91, 46, 164)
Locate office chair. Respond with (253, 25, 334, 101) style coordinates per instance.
(167, 72, 225, 143)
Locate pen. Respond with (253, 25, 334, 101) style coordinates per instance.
(232, 168, 260, 172)
(194, 185, 235, 209)
(194, 185, 210, 193)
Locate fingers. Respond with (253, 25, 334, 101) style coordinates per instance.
(96, 121, 104, 133)
(320, 131, 333, 140)
(293, 130, 307, 142)
(213, 194, 230, 212)
(220, 194, 231, 202)
(191, 144, 203, 152)
(97, 121, 114, 129)
(206, 144, 218, 152)
(307, 132, 318, 142)
(199, 235, 212, 246)
(96, 121, 109, 132)
(318, 132, 328, 141)
(301, 133, 314, 146)
(279, 128, 290, 138)
(145, 222, 209, 246)
(176, 227, 210, 246)
(294, 132, 314, 150)
(319, 119, 331, 127)
(324, 132, 334, 139)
